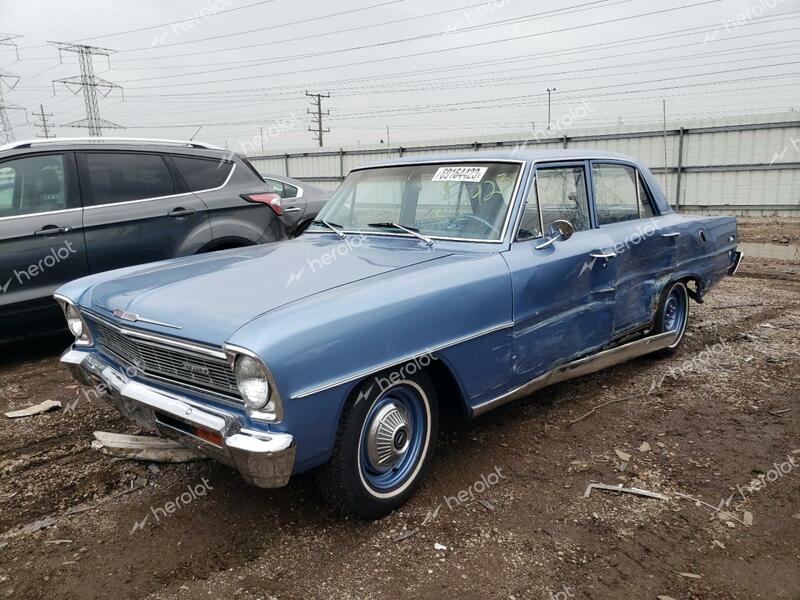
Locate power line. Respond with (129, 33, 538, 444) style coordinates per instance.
(117, 0, 414, 52)
(113, 0, 694, 80)
(306, 92, 330, 147)
(73, 0, 280, 42)
(50, 42, 124, 136)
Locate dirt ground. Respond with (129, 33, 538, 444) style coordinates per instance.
(737, 220, 800, 245)
(1, 243, 798, 599)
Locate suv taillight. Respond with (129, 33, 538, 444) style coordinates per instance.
(241, 193, 282, 216)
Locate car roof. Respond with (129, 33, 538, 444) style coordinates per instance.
(0, 138, 231, 161)
(360, 149, 639, 168)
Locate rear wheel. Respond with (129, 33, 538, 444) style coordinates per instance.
(316, 369, 438, 519)
(652, 281, 689, 357)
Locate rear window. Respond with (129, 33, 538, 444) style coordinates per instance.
(173, 156, 233, 192)
(84, 153, 175, 205)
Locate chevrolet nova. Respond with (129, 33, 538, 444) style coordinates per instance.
(56, 151, 742, 518)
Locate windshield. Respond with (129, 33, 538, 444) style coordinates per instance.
(308, 162, 522, 242)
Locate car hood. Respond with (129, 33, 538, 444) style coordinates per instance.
(74, 235, 453, 345)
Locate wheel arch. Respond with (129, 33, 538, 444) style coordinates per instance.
(197, 236, 255, 253)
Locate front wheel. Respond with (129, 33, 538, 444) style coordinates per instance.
(652, 281, 690, 357)
(315, 369, 438, 519)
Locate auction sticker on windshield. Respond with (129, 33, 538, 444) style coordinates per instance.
(432, 166, 488, 182)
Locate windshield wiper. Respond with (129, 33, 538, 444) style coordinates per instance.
(311, 220, 346, 238)
(367, 222, 434, 246)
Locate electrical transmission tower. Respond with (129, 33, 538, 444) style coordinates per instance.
(49, 42, 123, 137)
(0, 33, 24, 143)
(33, 104, 56, 138)
(306, 91, 330, 147)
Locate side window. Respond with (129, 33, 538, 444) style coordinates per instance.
(516, 181, 542, 240)
(263, 178, 286, 197)
(283, 183, 299, 198)
(0, 154, 68, 218)
(84, 153, 175, 206)
(535, 166, 590, 233)
(172, 156, 232, 192)
(638, 174, 656, 218)
(592, 163, 639, 225)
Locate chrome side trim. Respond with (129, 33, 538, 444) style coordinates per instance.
(472, 330, 679, 416)
(292, 321, 514, 399)
(0, 207, 82, 222)
(83, 309, 227, 359)
(83, 162, 236, 211)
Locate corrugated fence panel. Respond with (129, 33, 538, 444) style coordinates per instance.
(246, 115, 800, 216)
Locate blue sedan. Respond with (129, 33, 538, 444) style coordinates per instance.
(55, 151, 742, 519)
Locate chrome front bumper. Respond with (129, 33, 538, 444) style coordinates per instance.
(61, 348, 295, 488)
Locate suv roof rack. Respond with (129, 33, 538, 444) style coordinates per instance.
(0, 137, 223, 151)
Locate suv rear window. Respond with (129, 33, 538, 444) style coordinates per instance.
(84, 153, 175, 205)
(173, 156, 233, 192)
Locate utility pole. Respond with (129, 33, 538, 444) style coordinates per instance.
(386, 125, 390, 147)
(306, 91, 330, 147)
(662, 98, 668, 192)
(33, 104, 55, 138)
(546, 88, 556, 132)
(260, 126, 265, 154)
(0, 34, 24, 143)
(50, 42, 123, 137)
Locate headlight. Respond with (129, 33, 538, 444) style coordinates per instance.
(62, 302, 93, 346)
(235, 355, 271, 410)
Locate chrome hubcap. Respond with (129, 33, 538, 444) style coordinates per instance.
(366, 401, 412, 470)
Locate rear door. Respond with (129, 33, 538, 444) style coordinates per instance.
(504, 162, 617, 383)
(589, 161, 675, 336)
(0, 151, 88, 338)
(77, 151, 212, 274)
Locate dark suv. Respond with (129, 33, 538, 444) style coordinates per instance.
(0, 137, 287, 342)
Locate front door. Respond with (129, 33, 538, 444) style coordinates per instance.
(0, 152, 88, 339)
(504, 162, 617, 385)
(77, 151, 212, 274)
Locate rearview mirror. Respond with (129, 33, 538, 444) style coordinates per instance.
(535, 219, 575, 250)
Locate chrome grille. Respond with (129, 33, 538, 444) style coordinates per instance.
(89, 316, 241, 401)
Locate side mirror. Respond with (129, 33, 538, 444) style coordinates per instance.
(535, 219, 575, 250)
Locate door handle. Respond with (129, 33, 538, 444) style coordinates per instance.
(661, 232, 681, 238)
(167, 208, 196, 218)
(590, 251, 617, 260)
(34, 225, 72, 236)
(283, 207, 302, 213)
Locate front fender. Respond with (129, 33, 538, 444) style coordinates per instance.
(227, 252, 513, 470)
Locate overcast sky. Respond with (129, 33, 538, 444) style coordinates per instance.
(1, 0, 798, 152)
